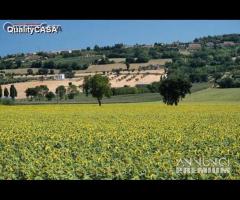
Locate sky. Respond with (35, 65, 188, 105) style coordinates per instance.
(0, 20, 240, 56)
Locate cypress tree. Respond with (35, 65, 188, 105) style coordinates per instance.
(4, 87, 9, 98)
(10, 85, 17, 100)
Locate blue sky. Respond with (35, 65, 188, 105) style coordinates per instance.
(0, 20, 240, 56)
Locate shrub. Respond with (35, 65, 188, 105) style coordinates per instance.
(111, 86, 138, 95)
(45, 92, 55, 101)
(0, 98, 14, 105)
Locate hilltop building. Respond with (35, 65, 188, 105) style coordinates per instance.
(187, 43, 202, 51)
(206, 42, 215, 48)
(221, 41, 236, 47)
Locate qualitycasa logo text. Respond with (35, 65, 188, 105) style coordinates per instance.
(3, 22, 62, 35)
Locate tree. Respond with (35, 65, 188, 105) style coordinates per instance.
(2, 60, 13, 69)
(217, 77, 235, 88)
(0, 85, 2, 98)
(114, 43, 124, 49)
(82, 76, 91, 96)
(25, 88, 38, 100)
(31, 61, 42, 68)
(43, 61, 55, 69)
(111, 86, 138, 95)
(35, 85, 49, 99)
(50, 69, 55, 74)
(94, 57, 113, 65)
(83, 74, 111, 106)
(136, 54, 150, 63)
(4, 87, 9, 98)
(147, 81, 161, 93)
(149, 48, 160, 59)
(70, 62, 78, 70)
(235, 57, 240, 65)
(45, 91, 55, 101)
(159, 78, 192, 105)
(25, 85, 49, 100)
(126, 62, 130, 71)
(67, 83, 79, 99)
(27, 68, 34, 75)
(94, 45, 100, 51)
(10, 85, 17, 100)
(126, 57, 135, 63)
(16, 60, 22, 68)
(38, 68, 48, 75)
(60, 68, 75, 78)
(55, 85, 66, 100)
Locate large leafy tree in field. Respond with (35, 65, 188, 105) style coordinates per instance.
(25, 85, 49, 100)
(55, 85, 66, 100)
(25, 88, 38, 99)
(159, 77, 192, 105)
(67, 83, 79, 99)
(45, 91, 55, 101)
(35, 85, 49, 98)
(83, 74, 111, 106)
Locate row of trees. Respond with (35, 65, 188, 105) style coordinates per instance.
(111, 82, 161, 96)
(1, 74, 192, 106)
(26, 68, 75, 78)
(25, 83, 79, 101)
(31, 61, 89, 71)
(28, 68, 55, 75)
(82, 74, 192, 106)
(93, 43, 181, 60)
(0, 85, 17, 99)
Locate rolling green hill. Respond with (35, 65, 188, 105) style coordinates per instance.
(9, 82, 240, 105)
(183, 88, 240, 103)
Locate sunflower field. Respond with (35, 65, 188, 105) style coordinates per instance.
(0, 103, 239, 180)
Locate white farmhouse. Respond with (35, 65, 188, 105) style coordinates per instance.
(54, 74, 65, 80)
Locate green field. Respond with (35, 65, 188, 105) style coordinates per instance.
(15, 83, 211, 105)
(184, 88, 240, 103)
(47, 55, 102, 65)
(16, 93, 162, 105)
(189, 82, 211, 93)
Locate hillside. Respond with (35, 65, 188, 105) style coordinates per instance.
(1, 70, 165, 99)
(0, 33, 239, 85)
(1, 33, 240, 104)
(183, 88, 240, 103)
(76, 59, 170, 73)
